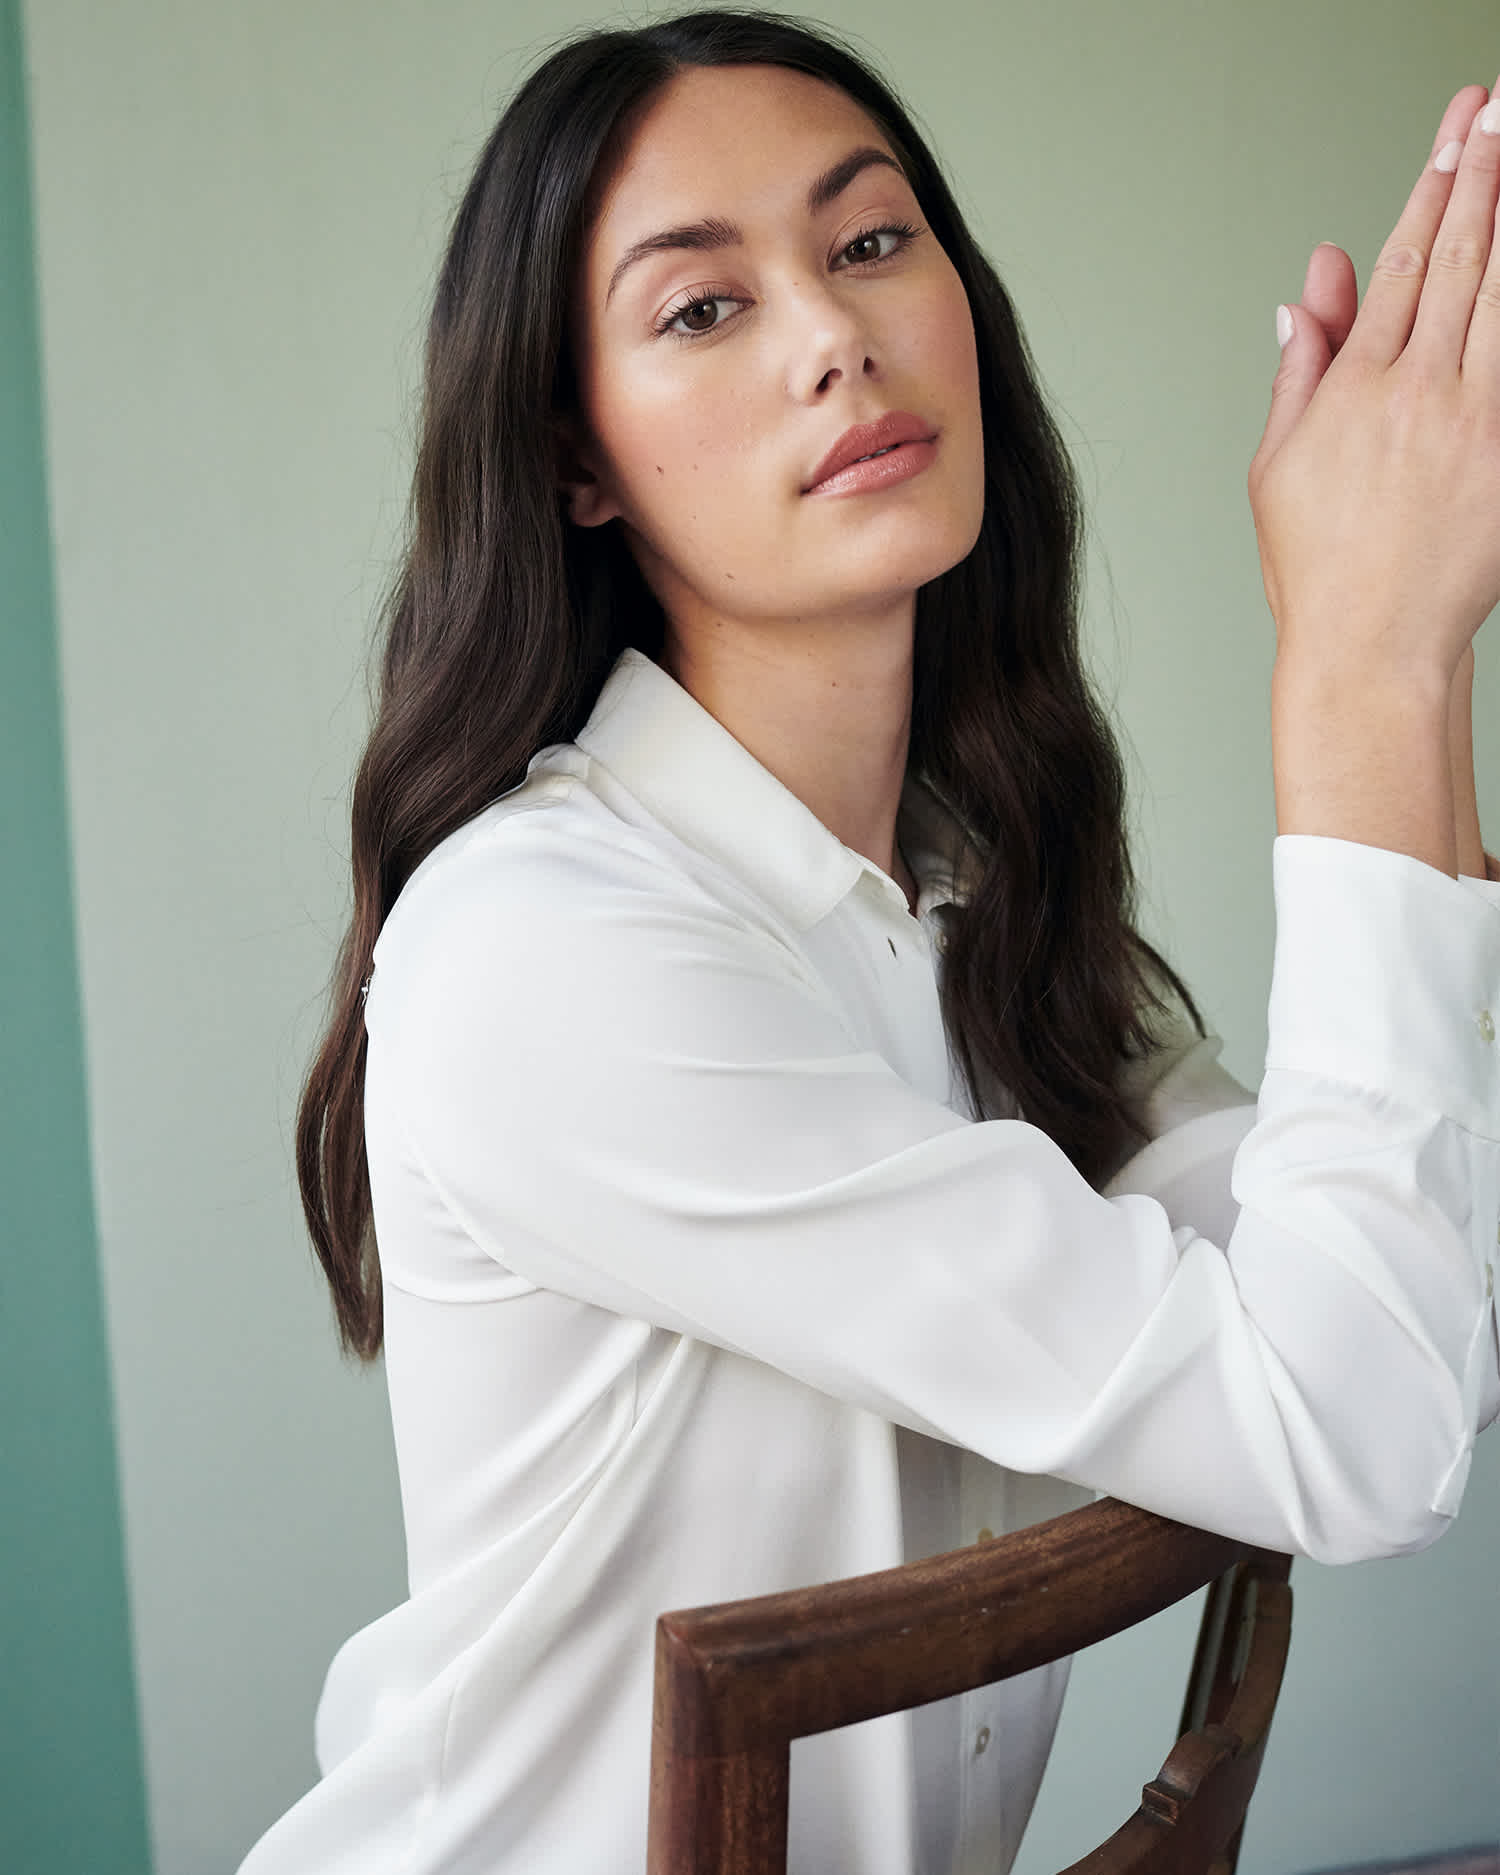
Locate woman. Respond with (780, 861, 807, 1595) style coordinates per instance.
(242, 10, 1500, 1873)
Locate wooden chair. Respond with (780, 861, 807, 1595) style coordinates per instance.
(647, 1496, 1293, 1875)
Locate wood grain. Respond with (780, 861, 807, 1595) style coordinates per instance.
(647, 1497, 1294, 1875)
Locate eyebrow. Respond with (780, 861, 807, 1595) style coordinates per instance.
(603, 145, 908, 306)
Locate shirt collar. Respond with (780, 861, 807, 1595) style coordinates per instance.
(574, 647, 975, 932)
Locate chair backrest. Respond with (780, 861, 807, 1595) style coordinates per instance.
(647, 1496, 1293, 1875)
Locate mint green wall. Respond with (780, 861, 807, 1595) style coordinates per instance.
(0, 3, 151, 1870)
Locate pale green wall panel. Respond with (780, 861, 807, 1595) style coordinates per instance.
(0, 0, 152, 1869)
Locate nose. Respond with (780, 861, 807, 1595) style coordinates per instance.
(785, 279, 878, 402)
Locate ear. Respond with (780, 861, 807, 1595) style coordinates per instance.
(552, 415, 622, 529)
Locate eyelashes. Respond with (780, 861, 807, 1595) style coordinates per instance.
(652, 220, 923, 341)
(654, 290, 742, 340)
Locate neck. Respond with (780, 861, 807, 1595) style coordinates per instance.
(660, 601, 919, 913)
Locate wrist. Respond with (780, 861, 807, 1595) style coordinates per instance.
(1271, 658, 1457, 876)
(1271, 647, 1455, 713)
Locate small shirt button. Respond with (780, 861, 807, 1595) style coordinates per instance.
(976, 1527, 994, 1544)
(974, 1726, 991, 1756)
(1479, 1010, 1495, 1044)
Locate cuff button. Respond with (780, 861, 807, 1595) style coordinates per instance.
(1479, 1010, 1495, 1044)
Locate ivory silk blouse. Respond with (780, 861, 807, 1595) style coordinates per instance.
(240, 645, 1500, 1875)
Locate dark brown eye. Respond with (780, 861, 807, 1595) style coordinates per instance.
(678, 299, 720, 332)
(844, 232, 884, 264)
(838, 227, 912, 269)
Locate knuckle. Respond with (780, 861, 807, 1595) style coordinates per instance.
(1476, 274, 1500, 316)
(1373, 241, 1428, 283)
(1431, 232, 1489, 274)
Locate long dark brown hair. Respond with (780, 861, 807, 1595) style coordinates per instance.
(298, 8, 1201, 1358)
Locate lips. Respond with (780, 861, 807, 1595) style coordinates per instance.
(802, 411, 938, 494)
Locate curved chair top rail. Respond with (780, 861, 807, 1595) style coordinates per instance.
(654, 1497, 1278, 1757)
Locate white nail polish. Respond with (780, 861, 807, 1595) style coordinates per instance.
(1480, 100, 1500, 136)
(1435, 138, 1465, 172)
(1276, 304, 1294, 350)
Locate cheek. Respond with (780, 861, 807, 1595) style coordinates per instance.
(593, 386, 674, 484)
(916, 276, 980, 404)
(593, 371, 759, 525)
(911, 278, 983, 502)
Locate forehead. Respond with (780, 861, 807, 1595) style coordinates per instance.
(587, 63, 898, 253)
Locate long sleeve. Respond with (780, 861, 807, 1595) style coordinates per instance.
(371, 810, 1500, 1566)
(1108, 858, 1500, 1445)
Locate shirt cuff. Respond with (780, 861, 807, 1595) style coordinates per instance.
(1266, 835, 1500, 1142)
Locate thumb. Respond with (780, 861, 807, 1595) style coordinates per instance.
(1255, 302, 1335, 466)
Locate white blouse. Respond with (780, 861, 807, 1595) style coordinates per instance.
(240, 646, 1500, 1875)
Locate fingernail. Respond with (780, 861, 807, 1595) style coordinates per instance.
(1276, 304, 1295, 350)
(1480, 100, 1500, 135)
(1435, 138, 1465, 172)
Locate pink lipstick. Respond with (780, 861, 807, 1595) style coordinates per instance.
(802, 410, 938, 497)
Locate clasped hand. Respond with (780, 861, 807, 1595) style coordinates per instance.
(1250, 79, 1500, 875)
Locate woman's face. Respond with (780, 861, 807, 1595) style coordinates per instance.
(564, 63, 985, 637)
